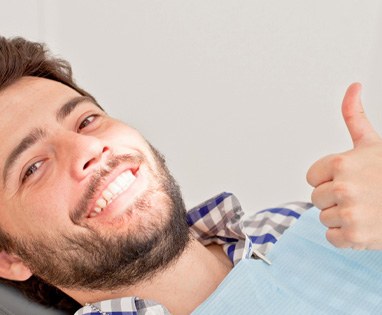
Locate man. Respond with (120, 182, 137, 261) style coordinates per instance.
(0, 36, 381, 315)
(0, 37, 310, 314)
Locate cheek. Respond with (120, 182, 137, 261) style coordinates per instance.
(18, 196, 63, 225)
(0, 200, 54, 239)
(15, 182, 73, 233)
(106, 125, 151, 154)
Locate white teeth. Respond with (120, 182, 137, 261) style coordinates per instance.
(102, 190, 113, 201)
(115, 176, 127, 188)
(94, 207, 102, 213)
(121, 173, 129, 180)
(96, 198, 107, 209)
(124, 171, 135, 182)
(89, 170, 136, 218)
(109, 182, 122, 194)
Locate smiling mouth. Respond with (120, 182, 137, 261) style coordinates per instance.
(88, 169, 137, 218)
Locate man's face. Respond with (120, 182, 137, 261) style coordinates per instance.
(0, 77, 189, 290)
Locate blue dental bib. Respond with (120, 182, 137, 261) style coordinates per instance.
(193, 208, 382, 314)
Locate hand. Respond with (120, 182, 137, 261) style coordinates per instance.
(307, 83, 382, 250)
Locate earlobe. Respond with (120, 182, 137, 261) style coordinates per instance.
(0, 250, 32, 281)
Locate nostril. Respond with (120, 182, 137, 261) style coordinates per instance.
(83, 147, 110, 170)
(83, 159, 94, 170)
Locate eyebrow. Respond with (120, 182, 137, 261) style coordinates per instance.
(2, 96, 100, 187)
(56, 96, 98, 122)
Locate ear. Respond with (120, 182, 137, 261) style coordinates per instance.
(0, 250, 32, 281)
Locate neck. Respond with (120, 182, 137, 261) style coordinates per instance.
(62, 239, 232, 315)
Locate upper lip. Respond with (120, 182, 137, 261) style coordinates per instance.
(85, 163, 140, 219)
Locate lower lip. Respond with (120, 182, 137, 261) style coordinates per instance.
(89, 169, 146, 222)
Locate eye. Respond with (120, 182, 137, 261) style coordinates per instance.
(22, 161, 43, 183)
(78, 114, 98, 131)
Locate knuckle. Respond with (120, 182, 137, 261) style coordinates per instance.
(332, 155, 348, 174)
(332, 182, 352, 201)
(342, 228, 365, 245)
(338, 207, 359, 225)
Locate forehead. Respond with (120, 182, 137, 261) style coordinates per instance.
(0, 76, 80, 122)
(0, 76, 81, 135)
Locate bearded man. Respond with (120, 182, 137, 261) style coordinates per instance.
(0, 36, 311, 315)
(1, 36, 382, 315)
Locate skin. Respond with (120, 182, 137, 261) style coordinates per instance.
(307, 83, 382, 250)
(0, 76, 232, 314)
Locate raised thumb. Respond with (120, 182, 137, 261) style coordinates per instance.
(341, 82, 379, 147)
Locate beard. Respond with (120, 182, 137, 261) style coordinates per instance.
(5, 145, 190, 290)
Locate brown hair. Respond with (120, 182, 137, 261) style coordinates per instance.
(0, 36, 91, 314)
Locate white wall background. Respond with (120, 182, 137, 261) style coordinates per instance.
(1, 0, 382, 211)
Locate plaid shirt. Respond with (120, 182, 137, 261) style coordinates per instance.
(75, 192, 312, 315)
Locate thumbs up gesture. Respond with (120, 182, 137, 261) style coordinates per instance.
(307, 83, 382, 250)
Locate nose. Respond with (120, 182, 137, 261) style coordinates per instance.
(57, 132, 110, 181)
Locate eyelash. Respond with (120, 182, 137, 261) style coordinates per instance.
(22, 161, 43, 183)
(78, 114, 99, 131)
(21, 114, 99, 184)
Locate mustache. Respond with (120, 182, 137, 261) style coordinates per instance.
(70, 153, 142, 224)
